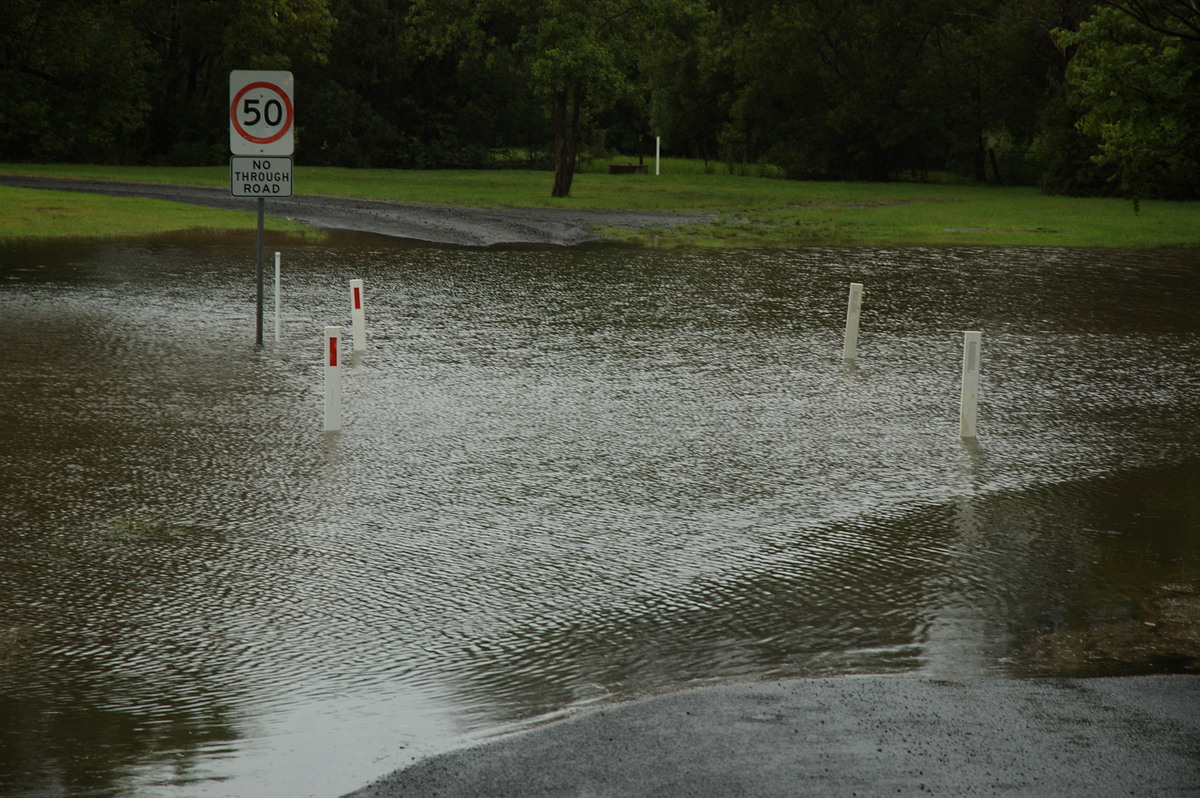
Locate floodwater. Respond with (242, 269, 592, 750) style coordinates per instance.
(1, 235, 1198, 797)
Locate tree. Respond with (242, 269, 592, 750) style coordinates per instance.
(1099, 0, 1200, 40)
(1059, 3, 1200, 199)
(924, 0, 1094, 186)
(515, 0, 637, 196)
(128, 0, 335, 163)
(707, 0, 1100, 185)
(0, 0, 155, 162)
(722, 0, 965, 180)
(641, 1, 737, 162)
(0, 0, 335, 164)
(409, 0, 692, 197)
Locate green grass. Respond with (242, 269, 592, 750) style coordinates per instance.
(0, 183, 308, 239)
(2, 160, 1197, 248)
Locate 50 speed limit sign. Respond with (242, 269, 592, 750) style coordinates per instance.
(229, 70, 294, 156)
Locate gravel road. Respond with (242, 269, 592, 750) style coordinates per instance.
(0, 175, 708, 246)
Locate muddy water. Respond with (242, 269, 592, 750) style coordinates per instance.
(1, 236, 1198, 797)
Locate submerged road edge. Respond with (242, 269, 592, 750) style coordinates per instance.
(342, 675, 1200, 798)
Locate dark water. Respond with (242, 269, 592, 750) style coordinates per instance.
(1, 236, 1197, 797)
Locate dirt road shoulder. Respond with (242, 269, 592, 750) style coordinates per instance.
(0, 175, 708, 246)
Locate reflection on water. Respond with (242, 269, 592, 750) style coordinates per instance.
(1, 236, 1197, 797)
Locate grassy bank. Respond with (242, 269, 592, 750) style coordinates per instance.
(0, 183, 309, 239)
(2, 161, 1198, 248)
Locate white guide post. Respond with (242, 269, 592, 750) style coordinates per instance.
(325, 326, 343, 432)
(959, 331, 982, 438)
(350, 279, 366, 353)
(656, 136, 661, 175)
(843, 282, 863, 364)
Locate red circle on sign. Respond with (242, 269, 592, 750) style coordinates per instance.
(230, 81, 294, 145)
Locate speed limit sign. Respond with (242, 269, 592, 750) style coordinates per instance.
(229, 70, 294, 156)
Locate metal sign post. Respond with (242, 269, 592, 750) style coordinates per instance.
(257, 198, 265, 345)
(230, 70, 294, 345)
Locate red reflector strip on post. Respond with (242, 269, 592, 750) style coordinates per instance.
(324, 325, 343, 433)
(349, 279, 367, 353)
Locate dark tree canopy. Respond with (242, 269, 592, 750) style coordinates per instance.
(1, 0, 1195, 198)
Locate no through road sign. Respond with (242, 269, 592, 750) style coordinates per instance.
(229, 69, 295, 346)
(230, 156, 292, 197)
(230, 70, 294, 156)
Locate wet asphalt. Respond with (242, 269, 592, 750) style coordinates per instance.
(342, 675, 1200, 797)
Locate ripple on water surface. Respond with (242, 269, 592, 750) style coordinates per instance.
(0, 240, 1197, 797)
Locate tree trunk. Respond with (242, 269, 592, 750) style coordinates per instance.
(551, 88, 582, 198)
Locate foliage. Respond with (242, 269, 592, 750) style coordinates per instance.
(0, 0, 155, 161)
(1058, 4, 1200, 200)
(714, 0, 1090, 183)
(0, 183, 311, 240)
(132, 0, 336, 163)
(0, 0, 334, 165)
(1, 0, 1198, 199)
(405, 0, 696, 196)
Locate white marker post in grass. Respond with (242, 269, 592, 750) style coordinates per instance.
(842, 282, 863, 365)
(959, 331, 982, 438)
(324, 326, 343, 432)
(350, 279, 366, 353)
(274, 252, 281, 342)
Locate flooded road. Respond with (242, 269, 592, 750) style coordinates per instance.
(1, 236, 1198, 797)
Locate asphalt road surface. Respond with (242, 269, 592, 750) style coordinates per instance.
(342, 675, 1200, 797)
